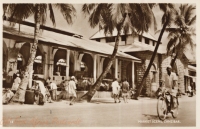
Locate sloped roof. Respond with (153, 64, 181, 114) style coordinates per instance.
(3, 23, 140, 61)
(108, 41, 166, 54)
(90, 28, 156, 41)
(188, 65, 196, 72)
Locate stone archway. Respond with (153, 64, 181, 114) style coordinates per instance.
(19, 43, 30, 65)
(126, 62, 132, 87)
(3, 41, 8, 71)
(149, 63, 158, 97)
(33, 48, 43, 74)
(53, 49, 66, 76)
(81, 53, 93, 77)
(103, 58, 115, 79)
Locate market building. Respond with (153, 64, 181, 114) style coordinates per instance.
(3, 21, 140, 93)
(3, 20, 196, 97)
(90, 29, 196, 96)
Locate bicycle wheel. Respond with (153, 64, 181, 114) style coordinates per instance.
(172, 98, 179, 118)
(157, 96, 167, 121)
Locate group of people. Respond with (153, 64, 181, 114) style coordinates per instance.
(111, 78, 130, 103)
(2, 69, 22, 104)
(32, 76, 78, 106)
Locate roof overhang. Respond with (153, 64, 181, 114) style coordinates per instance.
(3, 24, 141, 62)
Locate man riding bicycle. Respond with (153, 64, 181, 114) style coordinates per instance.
(161, 65, 178, 114)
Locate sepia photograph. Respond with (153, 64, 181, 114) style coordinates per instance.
(2, 0, 197, 127)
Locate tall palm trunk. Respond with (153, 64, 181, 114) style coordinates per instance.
(11, 5, 41, 103)
(170, 52, 178, 68)
(170, 40, 181, 68)
(134, 21, 168, 99)
(81, 20, 125, 102)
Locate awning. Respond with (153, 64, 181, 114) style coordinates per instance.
(3, 24, 140, 62)
(188, 65, 196, 72)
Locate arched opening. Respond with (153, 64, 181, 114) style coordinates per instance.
(17, 53, 24, 72)
(3, 41, 8, 71)
(150, 63, 157, 84)
(33, 48, 43, 74)
(19, 43, 30, 67)
(69, 51, 74, 76)
(103, 58, 115, 79)
(149, 63, 157, 97)
(81, 53, 93, 77)
(126, 62, 132, 88)
(54, 49, 66, 76)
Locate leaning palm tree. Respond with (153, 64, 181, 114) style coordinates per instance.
(134, 4, 176, 99)
(81, 4, 155, 102)
(3, 4, 76, 103)
(166, 4, 196, 69)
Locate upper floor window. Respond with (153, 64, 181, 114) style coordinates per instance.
(96, 38, 100, 42)
(145, 38, 149, 44)
(152, 41, 155, 46)
(106, 36, 116, 42)
(121, 35, 126, 41)
(138, 35, 142, 42)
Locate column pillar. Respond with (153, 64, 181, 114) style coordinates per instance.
(132, 60, 135, 89)
(28, 43, 33, 88)
(93, 54, 97, 82)
(66, 49, 70, 79)
(115, 58, 118, 78)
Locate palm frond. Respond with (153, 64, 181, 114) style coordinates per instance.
(167, 37, 178, 53)
(88, 4, 104, 28)
(129, 4, 153, 33)
(38, 4, 47, 26)
(55, 4, 76, 25)
(187, 15, 196, 26)
(82, 4, 96, 17)
(184, 4, 196, 24)
(110, 4, 127, 26)
(10, 4, 34, 22)
(48, 4, 56, 27)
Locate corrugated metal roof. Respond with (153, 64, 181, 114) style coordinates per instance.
(90, 28, 156, 41)
(3, 24, 140, 61)
(109, 41, 166, 54)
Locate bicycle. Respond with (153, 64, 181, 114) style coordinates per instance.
(157, 90, 179, 121)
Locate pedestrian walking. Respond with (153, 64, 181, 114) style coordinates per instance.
(57, 80, 69, 100)
(32, 80, 46, 105)
(11, 74, 21, 94)
(111, 78, 121, 103)
(50, 82, 58, 101)
(121, 78, 129, 103)
(67, 76, 77, 105)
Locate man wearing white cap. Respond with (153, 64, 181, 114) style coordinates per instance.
(67, 76, 77, 105)
(162, 65, 178, 113)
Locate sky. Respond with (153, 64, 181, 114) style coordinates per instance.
(27, 4, 164, 39)
(33, 4, 99, 38)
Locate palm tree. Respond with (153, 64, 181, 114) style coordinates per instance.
(134, 4, 176, 99)
(3, 4, 76, 103)
(166, 4, 196, 69)
(81, 4, 155, 102)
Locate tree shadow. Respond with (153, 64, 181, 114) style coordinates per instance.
(74, 99, 115, 104)
(143, 114, 171, 120)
